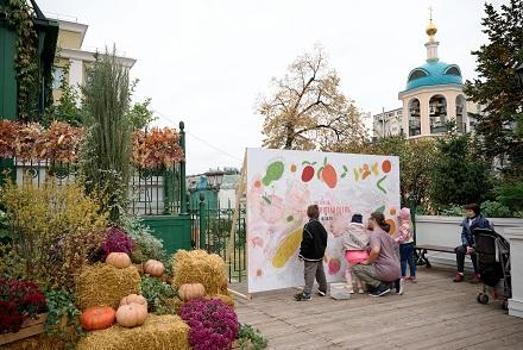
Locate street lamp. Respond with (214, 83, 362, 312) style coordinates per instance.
(516, 62, 523, 88)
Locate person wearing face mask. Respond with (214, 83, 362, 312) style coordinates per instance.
(453, 203, 492, 283)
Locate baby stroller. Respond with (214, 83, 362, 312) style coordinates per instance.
(472, 228, 511, 310)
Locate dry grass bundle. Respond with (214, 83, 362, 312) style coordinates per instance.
(76, 263, 140, 310)
(77, 314, 190, 350)
(2, 335, 64, 350)
(172, 250, 228, 296)
(212, 294, 235, 308)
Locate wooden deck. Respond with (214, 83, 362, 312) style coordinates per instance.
(234, 269, 523, 349)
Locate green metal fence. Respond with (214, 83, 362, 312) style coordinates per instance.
(191, 197, 247, 283)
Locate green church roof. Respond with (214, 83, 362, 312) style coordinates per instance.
(404, 60, 463, 92)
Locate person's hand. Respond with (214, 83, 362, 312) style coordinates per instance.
(360, 260, 369, 265)
(466, 246, 474, 255)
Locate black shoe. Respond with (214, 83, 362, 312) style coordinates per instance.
(369, 283, 391, 297)
(317, 290, 327, 297)
(294, 293, 312, 301)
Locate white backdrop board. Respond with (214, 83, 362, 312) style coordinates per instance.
(246, 148, 400, 293)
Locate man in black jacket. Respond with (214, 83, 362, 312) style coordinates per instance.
(295, 204, 328, 301)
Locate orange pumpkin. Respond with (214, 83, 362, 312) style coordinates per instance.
(178, 283, 206, 302)
(80, 306, 116, 331)
(106, 252, 131, 269)
(116, 304, 148, 328)
(144, 259, 165, 277)
(120, 294, 148, 310)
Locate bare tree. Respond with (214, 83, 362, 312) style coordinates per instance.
(258, 46, 366, 151)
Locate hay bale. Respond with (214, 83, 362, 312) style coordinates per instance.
(77, 314, 190, 350)
(76, 263, 140, 310)
(172, 250, 228, 296)
(2, 335, 64, 350)
(212, 293, 235, 308)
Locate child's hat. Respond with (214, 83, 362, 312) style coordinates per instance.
(351, 214, 363, 224)
(399, 207, 411, 220)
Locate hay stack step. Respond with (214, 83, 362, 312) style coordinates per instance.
(77, 314, 190, 350)
(172, 250, 229, 296)
(76, 263, 141, 310)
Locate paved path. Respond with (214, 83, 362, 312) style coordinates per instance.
(234, 269, 523, 349)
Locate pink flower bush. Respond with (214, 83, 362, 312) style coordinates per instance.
(102, 226, 135, 259)
(180, 299, 239, 350)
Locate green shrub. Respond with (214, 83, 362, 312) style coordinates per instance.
(238, 323, 268, 350)
(140, 276, 177, 315)
(480, 200, 513, 218)
(121, 215, 166, 263)
(0, 182, 107, 290)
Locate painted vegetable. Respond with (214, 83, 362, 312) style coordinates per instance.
(290, 164, 297, 173)
(382, 159, 392, 173)
(377, 176, 387, 194)
(120, 294, 148, 310)
(116, 304, 148, 328)
(259, 194, 284, 224)
(144, 259, 165, 277)
(262, 161, 284, 186)
(317, 158, 338, 188)
(272, 227, 303, 268)
(328, 258, 341, 275)
(178, 283, 206, 302)
(301, 165, 315, 182)
(80, 306, 116, 331)
(105, 252, 131, 269)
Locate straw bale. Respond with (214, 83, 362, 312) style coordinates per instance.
(212, 293, 235, 308)
(77, 314, 190, 350)
(172, 250, 228, 296)
(76, 263, 140, 310)
(2, 335, 64, 350)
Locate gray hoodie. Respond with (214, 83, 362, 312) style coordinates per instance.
(342, 223, 369, 251)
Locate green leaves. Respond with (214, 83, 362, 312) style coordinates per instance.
(140, 276, 177, 315)
(44, 289, 83, 349)
(237, 323, 268, 350)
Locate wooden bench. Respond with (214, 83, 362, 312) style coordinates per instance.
(415, 244, 455, 268)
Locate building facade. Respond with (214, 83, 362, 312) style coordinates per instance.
(398, 17, 470, 138)
(373, 108, 403, 139)
(52, 19, 136, 102)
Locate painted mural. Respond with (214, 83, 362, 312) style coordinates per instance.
(246, 148, 400, 293)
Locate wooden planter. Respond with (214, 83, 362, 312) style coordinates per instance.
(0, 313, 47, 346)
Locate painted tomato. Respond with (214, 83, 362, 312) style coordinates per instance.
(321, 164, 338, 189)
(328, 258, 341, 275)
(301, 166, 315, 182)
(382, 159, 392, 173)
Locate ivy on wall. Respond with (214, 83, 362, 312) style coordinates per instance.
(3, 0, 39, 122)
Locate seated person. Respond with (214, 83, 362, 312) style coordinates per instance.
(453, 203, 491, 283)
(352, 212, 401, 297)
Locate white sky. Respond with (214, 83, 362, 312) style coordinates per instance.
(39, 0, 503, 174)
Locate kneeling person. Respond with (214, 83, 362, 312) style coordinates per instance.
(352, 212, 401, 297)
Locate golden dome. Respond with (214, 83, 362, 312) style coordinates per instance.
(426, 20, 437, 37)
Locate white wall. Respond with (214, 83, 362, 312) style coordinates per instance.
(218, 188, 236, 208)
(415, 215, 523, 270)
(506, 227, 523, 318)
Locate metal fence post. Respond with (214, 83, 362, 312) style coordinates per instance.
(179, 121, 187, 215)
(199, 193, 206, 250)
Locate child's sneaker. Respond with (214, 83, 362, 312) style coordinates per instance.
(345, 285, 355, 294)
(317, 290, 327, 297)
(409, 276, 417, 283)
(294, 292, 311, 301)
(369, 283, 391, 297)
(471, 273, 481, 284)
(358, 288, 365, 294)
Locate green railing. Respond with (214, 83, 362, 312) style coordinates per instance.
(191, 197, 247, 283)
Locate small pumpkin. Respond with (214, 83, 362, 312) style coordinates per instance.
(116, 304, 148, 328)
(80, 306, 116, 331)
(106, 252, 131, 269)
(178, 283, 206, 301)
(144, 259, 165, 277)
(120, 294, 148, 310)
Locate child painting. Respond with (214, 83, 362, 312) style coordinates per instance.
(342, 214, 369, 294)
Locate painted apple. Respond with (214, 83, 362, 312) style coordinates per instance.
(301, 166, 315, 182)
(328, 258, 341, 275)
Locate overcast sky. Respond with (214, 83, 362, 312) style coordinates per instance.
(40, 0, 503, 174)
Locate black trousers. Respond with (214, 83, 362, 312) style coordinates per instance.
(455, 244, 478, 273)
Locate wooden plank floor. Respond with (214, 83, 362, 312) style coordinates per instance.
(234, 269, 523, 350)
